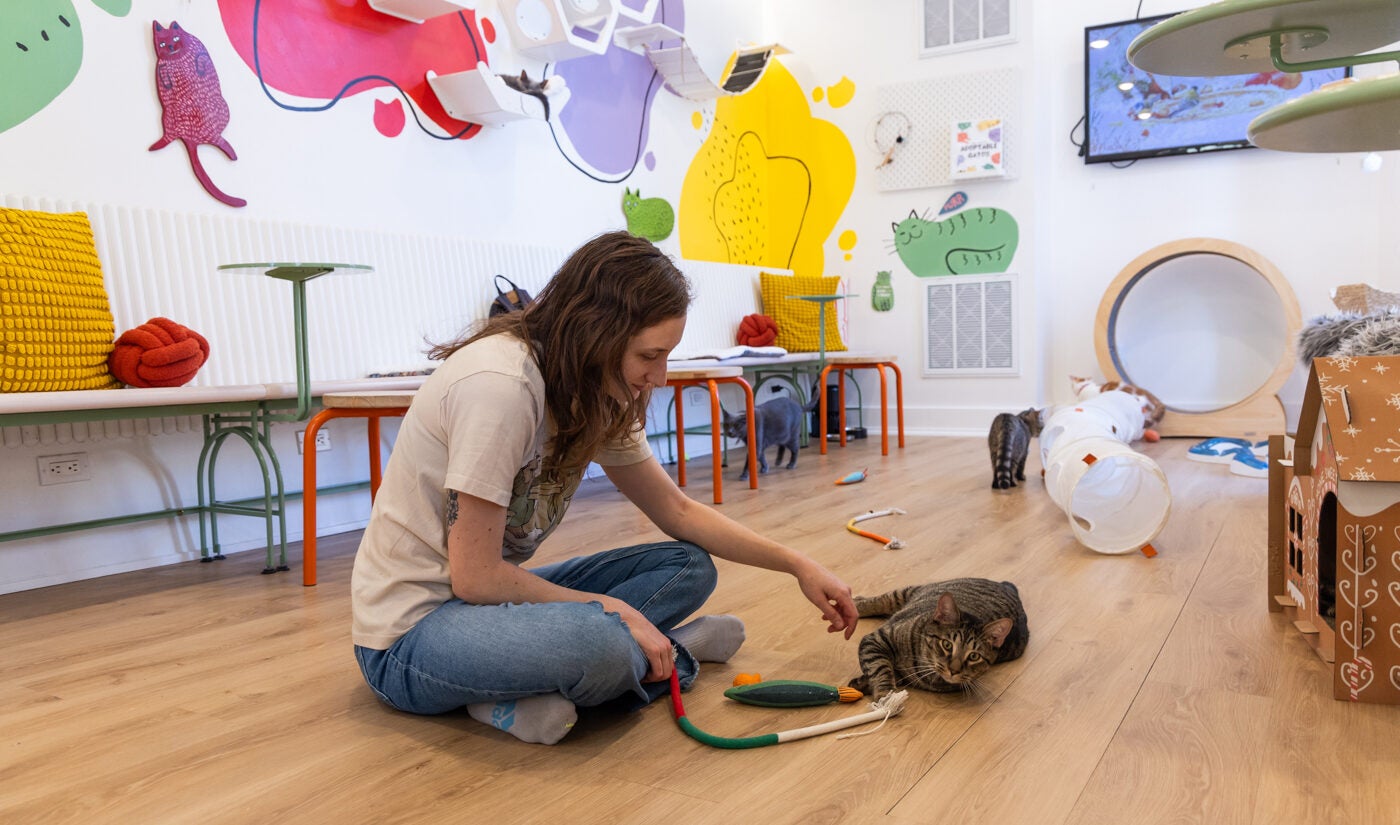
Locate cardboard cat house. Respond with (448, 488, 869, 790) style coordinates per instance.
(1267, 355, 1400, 704)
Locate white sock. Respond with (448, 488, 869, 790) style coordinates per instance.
(466, 694, 577, 745)
(670, 614, 746, 663)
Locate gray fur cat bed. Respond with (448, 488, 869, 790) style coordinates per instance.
(1298, 310, 1400, 362)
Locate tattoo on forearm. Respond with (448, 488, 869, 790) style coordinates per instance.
(446, 490, 458, 526)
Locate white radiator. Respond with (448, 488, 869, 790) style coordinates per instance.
(0, 196, 763, 445)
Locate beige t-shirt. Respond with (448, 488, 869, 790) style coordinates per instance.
(350, 334, 652, 649)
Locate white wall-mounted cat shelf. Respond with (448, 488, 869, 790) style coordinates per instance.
(613, 23, 788, 101)
(368, 0, 474, 24)
(426, 66, 569, 126)
(497, 0, 619, 63)
(615, 0, 659, 23)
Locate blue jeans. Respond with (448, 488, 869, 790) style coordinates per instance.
(355, 540, 716, 714)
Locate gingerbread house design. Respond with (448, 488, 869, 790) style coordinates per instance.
(1269, 355, 1400, 704)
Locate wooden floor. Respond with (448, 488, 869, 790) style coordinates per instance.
(3, 434, 1397, 825)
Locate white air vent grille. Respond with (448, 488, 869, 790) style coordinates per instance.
(924, 273, 1017, 375)
(921, 0, 1015, 57)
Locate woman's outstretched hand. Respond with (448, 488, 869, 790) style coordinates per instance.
(794, 560, 858, 639)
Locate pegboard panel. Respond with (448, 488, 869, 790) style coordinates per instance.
(873, 68, 1020, 192)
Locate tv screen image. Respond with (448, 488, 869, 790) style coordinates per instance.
(1083, 12, 1349, 164)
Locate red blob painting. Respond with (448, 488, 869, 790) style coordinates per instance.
(217, 0, 486, 139)
(374, 98, 406, 137)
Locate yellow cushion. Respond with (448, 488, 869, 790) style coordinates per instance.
(0, 207, 120, 392)
(759, 272, 846, 353)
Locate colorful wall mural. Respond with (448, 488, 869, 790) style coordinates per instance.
(679, 60, 855, 277)
(1, 0, 861, 258)
(218, 0, 487, 140)
(0, 0, 131, 134)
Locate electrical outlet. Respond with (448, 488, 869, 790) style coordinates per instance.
(38, 452, 90, 486)
(295, 429, 332, 454)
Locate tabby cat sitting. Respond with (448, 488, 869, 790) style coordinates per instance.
(848, 578, 1029, 700)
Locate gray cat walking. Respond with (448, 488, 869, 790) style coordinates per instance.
(721, 393, 818, 480)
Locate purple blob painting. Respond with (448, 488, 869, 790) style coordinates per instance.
(552, 0, 684, 178)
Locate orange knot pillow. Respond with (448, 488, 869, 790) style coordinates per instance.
(736, 313, 778, 348)
(108, 317, 210, 388)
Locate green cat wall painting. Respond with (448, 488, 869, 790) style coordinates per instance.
(890, 192, 1018, 277)
(622, 187, 675, 242)
(0, 0, 131, 134)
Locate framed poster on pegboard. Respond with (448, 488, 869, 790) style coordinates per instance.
(873, 68, 1019, 192)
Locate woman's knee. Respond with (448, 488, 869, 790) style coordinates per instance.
(554, 605, 648, 705)
(669, 541, 718, 595)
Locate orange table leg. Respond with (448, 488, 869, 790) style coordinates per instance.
(674, 386, 688, 488)
(735, 376, 758, 492)
(876, 364, 889, 456)
(302, 406, 407, 587)
(891, 362, 905, 448)
(707, 379, 723, 504)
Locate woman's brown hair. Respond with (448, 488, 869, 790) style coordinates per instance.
(429, 231, 692, 473)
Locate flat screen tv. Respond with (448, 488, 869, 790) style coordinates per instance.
(1083, 12, 1350, 164)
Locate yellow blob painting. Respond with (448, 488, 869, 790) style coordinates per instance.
(692, 110, 704, 129)
(680, 61, 856, 278)
(825, 77, 856, 109)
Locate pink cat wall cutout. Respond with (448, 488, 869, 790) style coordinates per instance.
(148, 21, 246, 208)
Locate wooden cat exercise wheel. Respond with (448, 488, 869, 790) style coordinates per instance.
(1095, 238, 1302, 438)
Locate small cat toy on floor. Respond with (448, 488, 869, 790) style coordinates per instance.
(845, 507, 905, 549)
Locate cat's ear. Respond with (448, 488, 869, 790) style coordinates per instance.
(932, 593, 960, 624)
(982, 618, 1014, 649)
(890, 221, 898, 233)
(907, 209, 919, 219)
(153, 21, 164, 33)
(172, 22, 183, 31)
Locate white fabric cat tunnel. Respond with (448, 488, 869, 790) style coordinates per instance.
(1039, 392, 1171, 556)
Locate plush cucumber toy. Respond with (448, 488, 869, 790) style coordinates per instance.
(724, 679, 863, 708)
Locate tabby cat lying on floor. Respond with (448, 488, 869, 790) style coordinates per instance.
(848, 578, 1029, 700)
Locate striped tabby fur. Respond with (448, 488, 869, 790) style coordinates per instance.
(988, 407, 1043, 490)
(848, 578, 1029, 700)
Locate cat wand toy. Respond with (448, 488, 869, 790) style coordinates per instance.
(846, 507, 906, 549)
(667, 670, 908, 749)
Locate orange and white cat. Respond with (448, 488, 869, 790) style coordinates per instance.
(1069, 375, 1165, 438)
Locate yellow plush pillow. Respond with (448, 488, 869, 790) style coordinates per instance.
(759, 272, 847, 353)
(0, 208, 120, 392)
